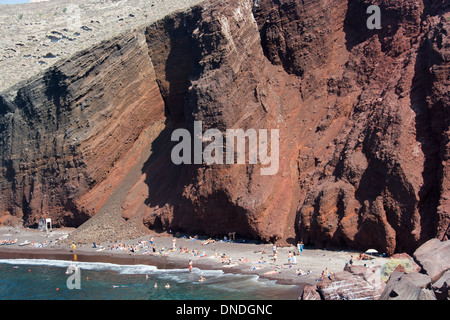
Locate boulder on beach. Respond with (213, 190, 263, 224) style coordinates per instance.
(316, 270, 385, 300)
(300, 285, 321, 300)
(379, 239, 450, 300)
(380, 253, 421, 282)
(413, 239, 450, 283)
(431, 270, 450, 300)
(379, 271, 435, 300)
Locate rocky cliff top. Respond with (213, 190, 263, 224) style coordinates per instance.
(0, 0, 205, 92)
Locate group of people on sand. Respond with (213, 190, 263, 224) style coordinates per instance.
(101, 237, 183, 256)
(271, 243, 303, 266)
(295, 268, 311, 276)
(201, 238, 216, 245)
(76, 236, 367, 283)
(356, 253, 374, 261)
(106, 242, 151, 254)
(0, 239, 17, 245)
(316, 267, 334, 281)
(1, 239, 49, 248)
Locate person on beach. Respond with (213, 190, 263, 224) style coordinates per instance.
(319, 267, 332, 280)
(297, 241, 304, 254)
(273, 252, 278, 264)
(189, 260, 193, 272)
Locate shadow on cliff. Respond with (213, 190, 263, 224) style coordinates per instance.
(343, 0, 401, 52)
(139, 11, 259, 240)
(140, 119, 258, 239)
(408, 18, 442, 245)
(44, 68, 69, 130)
(139, 11, 198, 233)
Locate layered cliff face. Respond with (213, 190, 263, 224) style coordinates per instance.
(0, 31, 166, 228)
(0, 0, 448, 254)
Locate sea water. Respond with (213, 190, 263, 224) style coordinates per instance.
(0, 259, 300, 300)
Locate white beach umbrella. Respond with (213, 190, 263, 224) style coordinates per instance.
(365, 249, 378, 255)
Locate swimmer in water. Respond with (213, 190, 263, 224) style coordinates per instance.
(165, 283, 170, 289)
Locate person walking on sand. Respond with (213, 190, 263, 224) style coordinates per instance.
(188, 260, 193, 272)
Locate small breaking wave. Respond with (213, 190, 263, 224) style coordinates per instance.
(0, 258, 224, 277)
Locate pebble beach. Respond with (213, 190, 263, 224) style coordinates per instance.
(0, 226, 389, 295)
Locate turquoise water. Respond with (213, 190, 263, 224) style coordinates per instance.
(0, 259, 300, 300)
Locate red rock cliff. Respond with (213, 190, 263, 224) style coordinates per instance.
(0, 0, 449, 254)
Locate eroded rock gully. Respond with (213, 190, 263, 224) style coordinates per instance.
(0, 0, 448, 254)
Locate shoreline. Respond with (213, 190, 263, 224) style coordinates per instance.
(0, 226, 390, 298)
